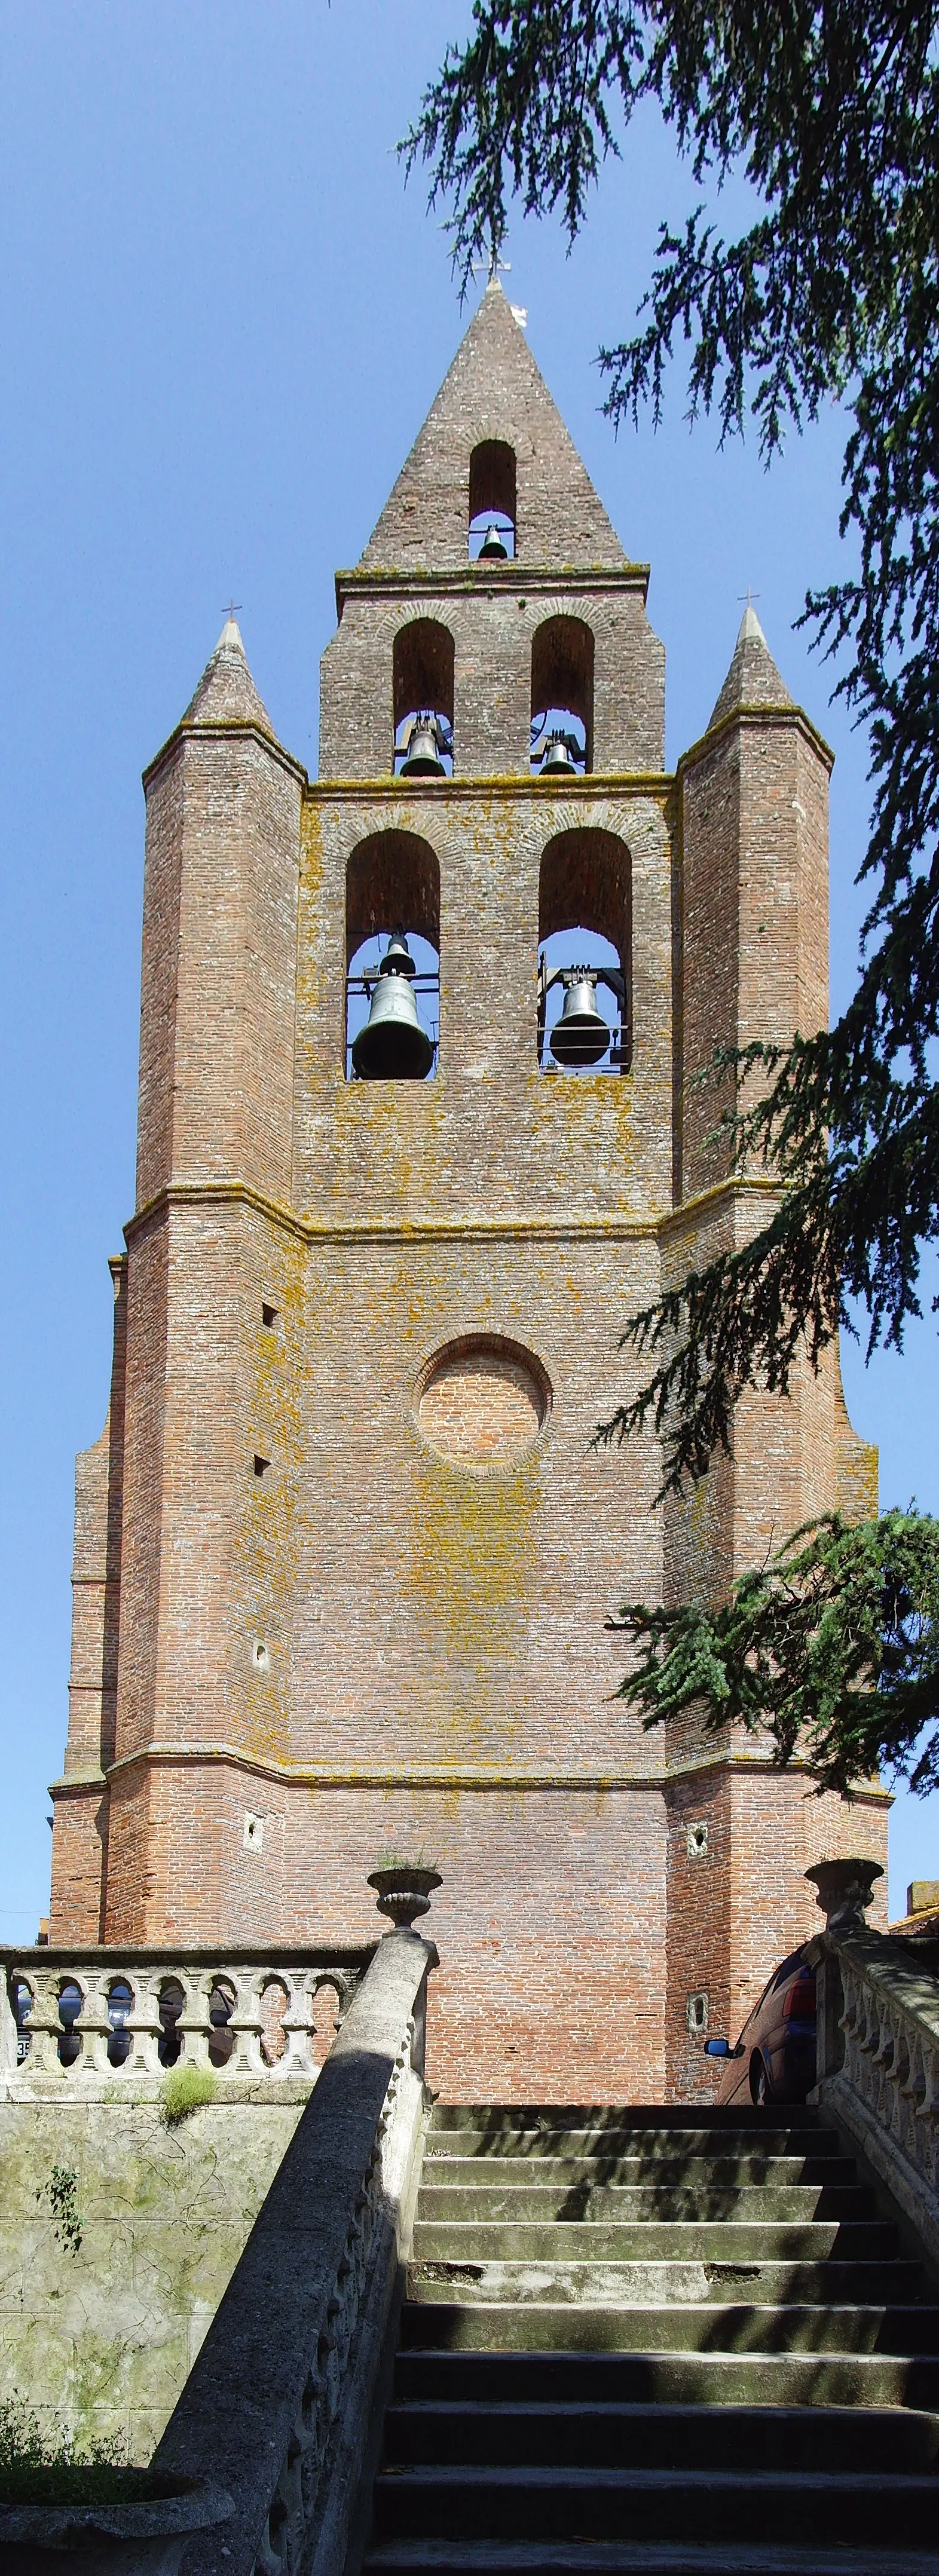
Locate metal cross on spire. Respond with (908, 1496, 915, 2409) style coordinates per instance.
(738, 586, 761, 608)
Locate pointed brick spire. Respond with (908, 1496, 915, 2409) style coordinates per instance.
(361, 281, 628, 572)
(182, 617, 274, 735)
(707, 604, 794, 730)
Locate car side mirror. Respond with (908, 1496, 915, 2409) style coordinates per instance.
(704, 2037, 730, 2057)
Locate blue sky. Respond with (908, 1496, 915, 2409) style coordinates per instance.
(1, 2, 935, 1938)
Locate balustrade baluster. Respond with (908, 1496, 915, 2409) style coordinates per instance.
(225, 1968, 265, 2078)
(126, 1971, 167, 2075)
(279, 1970, 320, 2077)
(27, 1970, 68, 2076)
(176, 1971, 213, 2069)
(77, 1969, 112, 2076)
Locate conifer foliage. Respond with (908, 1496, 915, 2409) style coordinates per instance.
(405, 4, 939, 1490)
(608, 1511, 939, 1796)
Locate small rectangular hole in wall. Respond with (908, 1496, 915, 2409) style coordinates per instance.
(253, 1454, 270, 1479)
(686, 1992, 708, 2034)
(252, 1640, 270, 1673)
(261, 1303, 279, 1329)
(687, 1821, 708, 1860)
(243, 1812, 264, 1852)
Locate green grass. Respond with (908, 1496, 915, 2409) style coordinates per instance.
(0, 2397, 149, 2507)
(159, 2062, 217, 2125)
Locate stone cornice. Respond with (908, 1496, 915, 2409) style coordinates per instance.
(142, 717, 308, 797)
(123, 1172, 781, 1254)
(48, 1768, 107, 1796)
(334, 563, 652, 616)
(677, 700, 834, 777)
(88, 1740, 891, 1804)
(138, 694, 828, 805)
(305, 770, 671, 806)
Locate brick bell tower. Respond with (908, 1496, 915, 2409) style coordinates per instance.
(50, 283, 888, 2099)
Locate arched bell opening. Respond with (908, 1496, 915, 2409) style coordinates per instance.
(537, 828, 631, 1074)
(345, 830, 440, 1082)
(531, 615, 594, 775)
(469, 439, 516, 560)
(393, 618, 455, 777)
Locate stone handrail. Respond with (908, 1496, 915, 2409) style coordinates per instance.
(807, 1872, 939, 2279)
(0, 1944, 377, 2092)
(149, 1923, 436, 2576)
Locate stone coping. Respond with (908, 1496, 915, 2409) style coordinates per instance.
(2, 1943, 376, 1970)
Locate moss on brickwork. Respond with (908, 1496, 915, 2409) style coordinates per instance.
(408, 1450, 539, 1745)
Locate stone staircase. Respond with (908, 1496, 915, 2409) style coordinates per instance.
(363, 2102, 939, 2576)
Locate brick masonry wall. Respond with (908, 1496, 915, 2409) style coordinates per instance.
(49, 292, 884, 2102)
(361, 286, 628, 575)
(663, 1762, 888, 2106)
(293, 785, 673, 1224)
(93, 1768, 669, 2103)
(320, 582, 665, 780)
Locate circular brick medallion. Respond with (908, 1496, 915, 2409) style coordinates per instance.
(415, 1336, 551, 1475)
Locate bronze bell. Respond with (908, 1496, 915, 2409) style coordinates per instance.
(400, 712, 446, 779)
(351, 932, 435, 1080)
(539, 731, 578, 776)
(478, 522, 509, 560)
(549, 969, 610, 1067)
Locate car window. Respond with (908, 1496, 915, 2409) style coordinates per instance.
(771, 1947, 807, 1990)
(732, 1945, 807, 2048)
(733, 1971, 777, 2045)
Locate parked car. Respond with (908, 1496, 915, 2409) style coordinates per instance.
(704, 1947, 817, 2105)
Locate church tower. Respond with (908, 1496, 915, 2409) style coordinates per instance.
(50, 286, 886, 2099)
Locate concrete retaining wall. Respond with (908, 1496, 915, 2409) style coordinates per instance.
(0, 2093, 307, 2459)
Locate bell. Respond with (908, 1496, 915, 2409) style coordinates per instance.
(478, 522, 509, 560)
(351, 932, 434, 1080)
(400, 713, 446, 779)
(549, 970, 610, 1068)
(539, 731, 577, 776)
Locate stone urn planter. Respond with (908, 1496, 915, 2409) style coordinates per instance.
(367, 1864, 442, 1928)
(0, 2475, 231, 2574)
(805, 1856, 885, 1932)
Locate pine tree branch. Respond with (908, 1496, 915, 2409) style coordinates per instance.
(608, 1510, 939, 1796)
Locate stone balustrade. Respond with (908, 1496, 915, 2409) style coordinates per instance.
(0, 1945, 377, 2094)
(151, 1923, 436, 2576)
(807, 1860, 939, 2279)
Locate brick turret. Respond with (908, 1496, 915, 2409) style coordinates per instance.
(662, 604, 877, 2100)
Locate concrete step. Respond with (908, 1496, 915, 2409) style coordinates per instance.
(415, 2185, 883, 2223)
(407, 2259, 923, 2308)
(398, 2298, 939, 2353)
(412, 2217, 897, 2260)
(421, 2154, 858, 2187)
(429, 2109, 832, 2139)
(415, 2184, 877, 2225)
(363, 2542, 939, 2576)
(377, 2103, 938, 2576)
(427, 2118, 835, 2155)
(381, 2400, 939, 2472)
(369, 2462, 939, 2550)
(393, 2346, 939, 2409)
